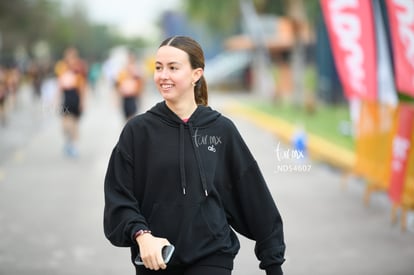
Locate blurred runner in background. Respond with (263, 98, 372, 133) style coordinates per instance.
(0, 65, 8, 126)
(55, 47, 88, 157)
(6, 64, 21, 110)
(0, 63, 22, 127)
(115, 52, 145, 121)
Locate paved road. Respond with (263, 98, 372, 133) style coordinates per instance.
(1, 81, 414, 275)
(0, 84, 47, 166)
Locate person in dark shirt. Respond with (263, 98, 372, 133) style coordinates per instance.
(104, 36, 285, 275)
(115, 52, 145, 121)
(55, 47, 87, 157)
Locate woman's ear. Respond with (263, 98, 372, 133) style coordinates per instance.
(192, 68, 204, 83)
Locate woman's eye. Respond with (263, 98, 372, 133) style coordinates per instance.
(170, 66, 177, 71)
(155, 66, 162, 71)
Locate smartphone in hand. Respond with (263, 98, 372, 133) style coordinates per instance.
(134, 245, 175, 265)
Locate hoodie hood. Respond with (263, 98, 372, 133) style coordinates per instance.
(148, 101, 221, 196)
(147, 101, 221, 128)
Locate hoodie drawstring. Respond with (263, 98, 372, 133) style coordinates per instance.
(179, 124, 187, 195)
(188, 122, 209, 196)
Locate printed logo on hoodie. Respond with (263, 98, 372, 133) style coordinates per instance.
(193, 128, 222, 152)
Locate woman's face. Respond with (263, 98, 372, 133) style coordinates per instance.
(154, 45, 202, 104)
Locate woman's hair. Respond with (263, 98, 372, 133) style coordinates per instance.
(159, 36, 208, 106)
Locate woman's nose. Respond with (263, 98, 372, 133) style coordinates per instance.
(160, 69, 169, 79)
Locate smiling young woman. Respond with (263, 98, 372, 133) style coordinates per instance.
(154, 37, 206, 120)
(104, 36, 286, 275)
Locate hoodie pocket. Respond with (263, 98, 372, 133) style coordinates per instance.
(177, 199, 231, 262)
(199, 198, 229, 238)
(147, 203, 183, 242)
(147, 199, 230, 249)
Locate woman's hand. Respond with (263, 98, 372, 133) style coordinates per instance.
(136, 233, 171, 270)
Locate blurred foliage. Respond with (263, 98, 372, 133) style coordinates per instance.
(257, 0, 321, 23)
(184, 0, 320, 35)
(184, 0, 241, 35)
(399, 93, 414, 103)
(0, 0, 147, 63)
(254, 0, 285, 14)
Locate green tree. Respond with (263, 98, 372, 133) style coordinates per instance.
(0, 0, 52, 58)
(0, 0, 149, 64)
(183, 0, 320, 35)
(184, 0, 241, 35)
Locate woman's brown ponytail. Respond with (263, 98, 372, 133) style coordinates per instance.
(195, 75, 208, 106)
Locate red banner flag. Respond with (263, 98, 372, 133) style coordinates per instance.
(386, 0, 414, 97)
(321, 0, 377, 101)
(389, 104, 414, 203)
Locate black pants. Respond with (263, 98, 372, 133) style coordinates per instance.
(123, 96, 138, 119)
(62, 89, 81, 118)
(136, 265, 232, 275)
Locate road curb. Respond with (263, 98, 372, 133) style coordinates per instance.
(223, 102, 355, 172)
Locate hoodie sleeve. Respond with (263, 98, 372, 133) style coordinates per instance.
(222, 120, 285, 274)
(103, 126, 149, 247)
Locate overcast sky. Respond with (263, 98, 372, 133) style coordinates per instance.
(61, 0, 182, 38)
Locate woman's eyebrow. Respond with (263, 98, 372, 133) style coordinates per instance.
(155, 61, 182, 66)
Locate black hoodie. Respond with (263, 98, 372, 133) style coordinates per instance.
(104, 101, 285, 274)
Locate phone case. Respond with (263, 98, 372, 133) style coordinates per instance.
(134, 245, 175, 265)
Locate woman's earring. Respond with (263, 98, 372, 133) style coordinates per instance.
(192, 81, 196, 87)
